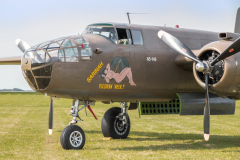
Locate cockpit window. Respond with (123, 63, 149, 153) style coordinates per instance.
(59, 39, 78, 62)
(116, 28, 132, 45)
(74, 37, 92, 60)
(83, 26, 117, 44)
(131, 30, 143, 45)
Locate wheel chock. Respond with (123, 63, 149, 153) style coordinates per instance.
(103, 137, 112, 140)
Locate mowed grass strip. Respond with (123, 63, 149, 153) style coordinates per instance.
(0, 93, 240, 159)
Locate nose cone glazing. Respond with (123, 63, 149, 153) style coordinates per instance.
(22, 35, 91, 91)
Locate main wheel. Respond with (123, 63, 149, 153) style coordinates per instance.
(60, 125, 85, 150)
(101, 107, 130, 139)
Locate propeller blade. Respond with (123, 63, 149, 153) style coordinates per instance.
(203, 74, 210, 141)
(48, 97, 53, 135)
(211, 37, 240, 66)
(15, 39, 31, 53)
(158, 30, 202, 63)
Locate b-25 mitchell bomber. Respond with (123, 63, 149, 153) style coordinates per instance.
(1, 8, 240, 149)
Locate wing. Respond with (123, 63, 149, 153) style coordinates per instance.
(0, 39, 30, 65)
(0, 56, 21, 65)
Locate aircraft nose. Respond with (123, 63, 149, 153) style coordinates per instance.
(21, 35, 88, 91)
(22, 57, 52, 91)
(22, 44, 54, 91)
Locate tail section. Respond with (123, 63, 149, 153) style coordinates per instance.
(234, 7, 240, 33)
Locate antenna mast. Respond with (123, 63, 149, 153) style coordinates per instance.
(127, 12, 131, 24)
(126, 12, 150, 24)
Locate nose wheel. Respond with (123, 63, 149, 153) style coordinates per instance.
(60, 125, 85, 150)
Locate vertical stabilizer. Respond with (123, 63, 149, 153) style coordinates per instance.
(234, 7, 240, 33)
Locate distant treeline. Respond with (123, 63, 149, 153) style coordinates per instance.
(0, 88, 33, 92)
(0, 92, 38, 95)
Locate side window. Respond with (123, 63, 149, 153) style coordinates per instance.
(131, 30, 143, 45)
(126, 29, 133, 45)
(116, 28, 132, 45)
(59, 39, 78, 62)
(74, 37, 92, 60)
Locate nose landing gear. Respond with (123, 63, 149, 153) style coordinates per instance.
(60, 99, 95, 150)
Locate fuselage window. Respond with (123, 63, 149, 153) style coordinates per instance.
(131, 30, 143, 45)
(74, 37, 92, 60)
(126, 29, 133, 45)
(59, 39, 78, 62)
(84, 26, 117, 44)
(117, 28, 132, 45)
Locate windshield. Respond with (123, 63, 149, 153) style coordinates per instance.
(83, 26, 117, 44)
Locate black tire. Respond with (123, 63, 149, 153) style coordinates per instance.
(101, 107, 130, 139)
(60, 125, 85, 150)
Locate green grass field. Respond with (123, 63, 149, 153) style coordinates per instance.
(0, 93, 240, 159)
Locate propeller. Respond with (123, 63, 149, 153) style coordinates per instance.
(15, 39, 30, 53)
(49, 97, 53, 135)
(158, 31, 202, 64)
(211, 37, 240, 65)
(203, 74, 210, 140)
(158, 30, 240, 141)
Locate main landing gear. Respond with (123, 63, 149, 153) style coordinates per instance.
(60, 99, 96, 150)
(101, 102, 131, 139)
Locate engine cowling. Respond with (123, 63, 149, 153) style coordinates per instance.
(193, 40, 240, 98)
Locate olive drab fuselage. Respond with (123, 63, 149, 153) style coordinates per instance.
(20, 23, 240, 102)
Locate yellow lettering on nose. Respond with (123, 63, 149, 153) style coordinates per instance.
(87, 61, 104, 83)
(87, 77, 90, 83)
(99, 84, 125, 89)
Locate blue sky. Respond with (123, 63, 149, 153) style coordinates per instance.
(0, 0, 239, 90)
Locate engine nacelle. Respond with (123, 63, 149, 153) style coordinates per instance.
(193, 40, 240, 98)
(179, 93, 235, 115)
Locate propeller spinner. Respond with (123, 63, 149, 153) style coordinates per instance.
(158, 30, 240, 141)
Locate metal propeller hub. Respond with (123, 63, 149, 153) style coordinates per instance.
(195, 61, 211, 74)
(197, 51, 224, 84)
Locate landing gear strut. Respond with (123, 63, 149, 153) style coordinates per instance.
(101, 102, 131, 139)
(60, 99, 96, 150)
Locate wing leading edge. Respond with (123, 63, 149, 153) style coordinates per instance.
(0, 56, 21, 65)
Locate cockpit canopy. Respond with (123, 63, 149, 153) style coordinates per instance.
(83, 24, 118, 44)
(82, 23, 144, 45)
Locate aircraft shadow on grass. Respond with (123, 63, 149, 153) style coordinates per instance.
(83, 130, 240, 151)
